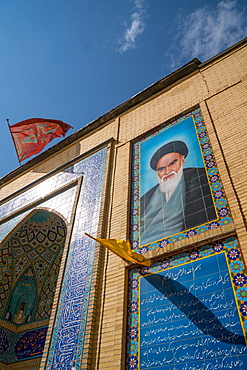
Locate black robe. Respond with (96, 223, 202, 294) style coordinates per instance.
(140, 168, 216, 237)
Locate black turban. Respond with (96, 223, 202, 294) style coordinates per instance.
(150, 141, 188, 170)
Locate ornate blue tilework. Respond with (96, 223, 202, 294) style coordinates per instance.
(0, 327, 47, 363)
(130, 109, 232, 252)
(0, 172, 80, 217)
(0, 210, 66, 326)
(127, 237, 247, 369)
(0, 148, 107, 368)
(46, 149, 107, 369)
(0, 185, 77, 243)
(15, 327, 48, 360)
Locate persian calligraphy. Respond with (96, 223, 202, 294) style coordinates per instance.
(15, 327, 47, 360)
(50, 238, 91, 367)
(139, 253, 247, 369)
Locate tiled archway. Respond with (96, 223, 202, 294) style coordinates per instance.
(0, 209, 67, 367)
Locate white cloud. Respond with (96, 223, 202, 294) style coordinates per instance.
(118, 0, 146, 53)
(167, 0, 247, 68)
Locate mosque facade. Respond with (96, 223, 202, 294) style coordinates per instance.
(0, 38, 247, 370)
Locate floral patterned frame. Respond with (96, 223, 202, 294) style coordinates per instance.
(127, 237, 247, 369)
(130, 109, 233, 253)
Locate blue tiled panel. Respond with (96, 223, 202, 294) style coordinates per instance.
(46, 149, 107, 369)
(0, 186, 77, 243)
(0, 327, 48, 363)
(127, 238, 247, 370)
(0, 148, 107, 368)
(0, 172, 80, 217)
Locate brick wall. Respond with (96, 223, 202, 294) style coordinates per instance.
(0, 41, 246, 369)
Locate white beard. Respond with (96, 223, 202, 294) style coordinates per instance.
(158, 166, 183, 199)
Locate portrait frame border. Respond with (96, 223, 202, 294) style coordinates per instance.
(130, 108, 233, 253)
(126, 236, 247, 370)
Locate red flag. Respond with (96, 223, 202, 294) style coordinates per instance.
(9, 118, 73, 161)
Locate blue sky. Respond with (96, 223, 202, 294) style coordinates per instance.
(0, 0, 246, 179)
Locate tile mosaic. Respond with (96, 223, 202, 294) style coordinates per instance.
(46, 149, 107, 369)
(127, 237, 247, 370)
(0, 148, 107, 369)
(0, 186, 77, 244)
(0, 327, 48, 363)
(0, 172, 80, 218)
(131, 109, 233, 252)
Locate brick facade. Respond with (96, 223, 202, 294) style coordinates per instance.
(0, 39, 246, 369)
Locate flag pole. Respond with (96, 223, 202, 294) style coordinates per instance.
(6, 119, 22, 166)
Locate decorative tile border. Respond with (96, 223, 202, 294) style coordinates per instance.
(0, 168, 82, 215)
(130, 109, 232, 252)
(127, 237, 247, 369)
(46, 149, 107, 369)
(0, 182, 78, 243)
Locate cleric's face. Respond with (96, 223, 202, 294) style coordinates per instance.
(156, 152, 185, 181)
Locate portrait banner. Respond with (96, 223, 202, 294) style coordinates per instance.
(127, 237, 247, 370)
(131, 109, 232, 252)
